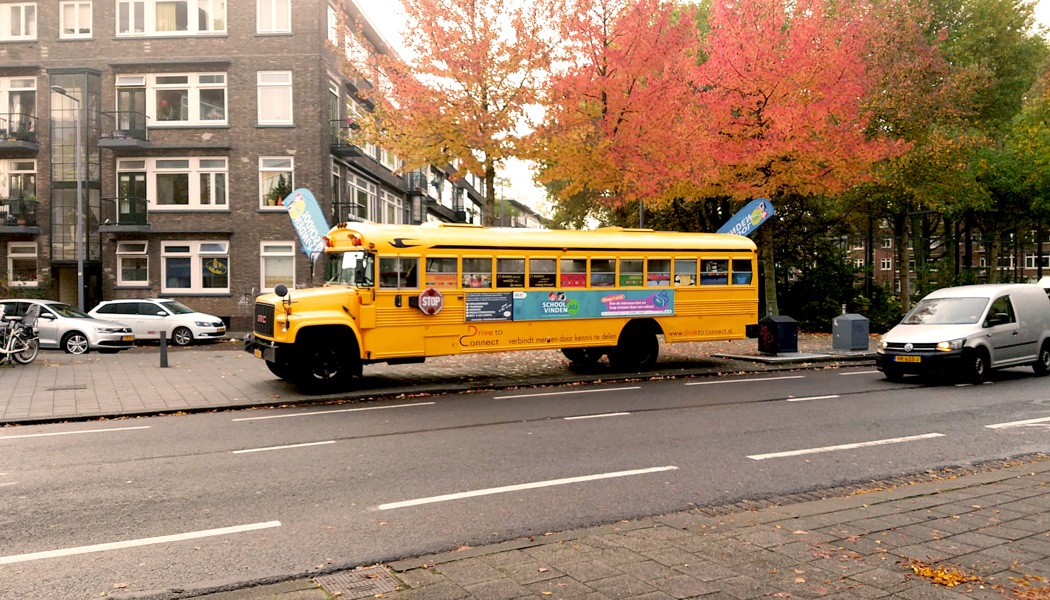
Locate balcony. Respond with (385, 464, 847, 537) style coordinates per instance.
(0, 113, 39, 154)
(406, 171, 428, 196)
(0, 196, 41, 233)
(332, 202, 369, 225)
(330, 119, 366, 159)
(99, 197, 150, 233)
(97, 111, 151, 151)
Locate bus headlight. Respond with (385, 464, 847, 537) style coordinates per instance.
(936, 338, 965, 352)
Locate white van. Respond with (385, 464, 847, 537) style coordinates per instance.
(876, 283, 1050, 383)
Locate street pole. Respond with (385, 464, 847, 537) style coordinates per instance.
(52, 86, 84, 311)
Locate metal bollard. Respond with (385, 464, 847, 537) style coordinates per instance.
(159, 330, 168, 368)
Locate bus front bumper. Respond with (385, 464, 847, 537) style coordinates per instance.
(244, 332, 277, 362)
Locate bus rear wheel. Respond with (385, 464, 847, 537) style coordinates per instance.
(561, 347, 603, 365)
(609, 330, 659, 371)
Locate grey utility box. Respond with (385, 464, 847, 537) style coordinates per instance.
(833, 313, 869, 351)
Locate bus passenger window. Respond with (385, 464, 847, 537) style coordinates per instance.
(462, 257, 493, 288)
(529, 258, 556, 287)
(647, 259, 671, 287)
(619, 259, 643, 287)
(379, 257, 419, 289)
(590, 259, 615, 287)
(701, 259, 729, 285)
(560, 259, 587, 287)
(732, 259, 753, 285)
(674, 259, 697, 286)
(425, 257, 458, 288)
(497, 258, 525, 288)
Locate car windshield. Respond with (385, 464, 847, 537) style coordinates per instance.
(159, 300, 195, 314)
(902, 297, 989, 325)
(326, 251, 374, 287)
(48, 303, 91, 319)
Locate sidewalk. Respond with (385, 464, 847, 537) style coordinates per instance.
(133, 458, 1050, 600)
(0, 333, 875, 425)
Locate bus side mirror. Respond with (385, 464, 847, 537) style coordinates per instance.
(274, 284, 288, 297)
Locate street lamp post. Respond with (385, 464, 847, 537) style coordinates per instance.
(52, 86, 84, 311)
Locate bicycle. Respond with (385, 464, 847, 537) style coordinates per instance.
(0, 303, 40, 365)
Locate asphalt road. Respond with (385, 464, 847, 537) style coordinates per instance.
(1, 366, 1048, 599)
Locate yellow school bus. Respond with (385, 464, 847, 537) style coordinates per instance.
(244, 221, 758, 389)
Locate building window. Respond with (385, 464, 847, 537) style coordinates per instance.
(1, 3, 36, 41)
(327, 4, 338, 44)
(379, 189, 403, 224)
(260, 241, 294, 292)
(880, 258, 891, 270)
(117, 0, 224, 36)
(257, 71, 292, 125)
(881, 237, 891, 249)
(60, 2, 91, 38)
(259, 157, 293, 209)
(1, 78, 36, 142)
(854, 259, 864, 268)
(1025, 255, 1050, 269)
(120, 157, 227, 211)
(348, 176, 374, 221)
(257, 0, 290, 33)
(7, 242, 37, 287)
(137, 73, 227, 126)
(162, 240, 229, 293)
(116, 241, 148, 286)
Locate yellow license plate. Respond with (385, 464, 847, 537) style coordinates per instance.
(895, 355, 921, 363)
(218, 328, 226, 334)
(254, 349, 262, 358)
(122, 336, 134, 341)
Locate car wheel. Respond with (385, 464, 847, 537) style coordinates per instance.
(172, 327, 194, 347)
(1033, 342, 1050, 377)
(967, 348, 989, 384)
(62, 332, 89, 355)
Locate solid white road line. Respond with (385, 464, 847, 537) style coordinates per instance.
(747, 433, 945, 461)
(564, 412, 630, 420)
(495, 386, 641, 400)
(378, 466, 679, 510)
(0, 521, 281, 565)
(685, 375, 804, 386)
(232, 441, 336, 454)
(839, 370, 879, 376)
(232, 402, 435, 422)
(985, 416, 1050, 429)
(0, 426, 150, 440)
(786, 395, 840, 402)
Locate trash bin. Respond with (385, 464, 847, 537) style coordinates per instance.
(833, 313, 869, 351)
(758, 315, 798, 355)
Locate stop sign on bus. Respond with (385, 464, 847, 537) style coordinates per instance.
(418, 288, 444, 315)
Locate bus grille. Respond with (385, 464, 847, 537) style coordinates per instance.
(254, 303, 275, 338)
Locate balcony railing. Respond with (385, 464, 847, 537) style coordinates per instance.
(332, 201, 369, 224)
(99, 196, 149, 230)
(330, 119, 365, 158)
(0, 113, 37, 143)
(0, 196, 39, 227)
(98, 111, 150, 148)
(406, 171, 428, 195)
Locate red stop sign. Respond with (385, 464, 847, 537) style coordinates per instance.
(418, 288, 444, 315)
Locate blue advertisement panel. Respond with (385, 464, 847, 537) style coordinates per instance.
(511, 289, 674, 321)
(282, 188, 331, 261)
(716, 198, 774, 237)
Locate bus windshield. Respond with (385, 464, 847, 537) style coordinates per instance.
(326, 251, 374, 287)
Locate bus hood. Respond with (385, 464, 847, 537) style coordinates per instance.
(259, 286, 357, 306)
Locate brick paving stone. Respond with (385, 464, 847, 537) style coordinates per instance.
(734, 528, 797, 549)
(434, 558, 505, 586)
(966, 525, 1032, 542)
(498, 561, 565, 585)
(1001, 518, 1050, 534)
(707, 575, 785, 599)
(462, 577, 533, 600)
(526, 576, 596, 599)
(640, 547, 700, 568)
(647, 574, 717, 599)
(398, 568, 449, 588)
(590, 547, 650, 567)
(586, 574, 660, 600)
(943, 532, 1011, 550)
(525, 544, 595, 565)
(558, 560, 625, 583)
(480, 549, 536, 569)
(1009, 535, 1050, 556)
(848, 566, 910, 588)
(397, 580, 471, 600)
(613, 560, 679, 582)
(621, 591, 673, 600)
(670, 561, 738, 582)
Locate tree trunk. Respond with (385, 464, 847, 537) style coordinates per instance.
(894, 213, 910, 313)
(758, 225, 778, 316)
(987, 228, 1001, 284)
(483, 159, 496, 227)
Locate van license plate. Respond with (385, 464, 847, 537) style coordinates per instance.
(895, 355, 921, 363)
(254, 349, 262, 358)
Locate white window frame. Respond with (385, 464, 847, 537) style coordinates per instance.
(6, 241, 37, 287)
(1025, 255, 1050, 269)
(119, 156, 228, 211)
(346, 99, 376, 158)
(0, 3, 37, 41)
(1, 159, 37, 198)
(259, 157, 294, 210)
(260, 241, 295, 293)
(146, 73, 227, 126)
(380, 189, 403, 224)
(880, 258, 891, 271)
(327, 5, 338, 45)
(196, 0, 225, 32)
(257, 71, 293, 125)
(60, 1, 92, 39)
(257, 0, 290, 33)
(116, 0, 225, 36)
(161, 240, 230, 294)
(116, 241, 149, 286)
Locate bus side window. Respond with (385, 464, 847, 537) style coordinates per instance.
(529, 258, 556, 288)
(732, 259, 753, 285)
(497, 258, 525, 288)
(463, 257, 493, 288)
(560, 258, 587, 288)
(674, 259, 697, 286)
(619, 259, 643, 287)
(426, 257, 458, 288)
(700, 259, 729, 285)
(647, 259, 671, 287)
(590, 258, 615, 287)
(379, 257, 419, 289)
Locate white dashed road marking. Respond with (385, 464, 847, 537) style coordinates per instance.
(232, 402, 435, 421)
(985, 416, 1050, 430)
(495, 387, 641, 400)
(233, 441, 336, 454)
(685, 376, 805, 386)
(0, 426, 150, 440)
(564, 412, 630, 420)
(786, 395, 840, 402)
(747, 433, 945, 461)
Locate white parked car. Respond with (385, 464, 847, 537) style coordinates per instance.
(88, 299, 226, 346)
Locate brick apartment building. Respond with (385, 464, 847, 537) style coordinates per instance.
(0, 0, 506, 331)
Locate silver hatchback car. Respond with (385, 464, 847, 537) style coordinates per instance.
(0, 299, 135, 354)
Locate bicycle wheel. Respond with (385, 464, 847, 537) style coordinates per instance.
(11, 332, 39, 364)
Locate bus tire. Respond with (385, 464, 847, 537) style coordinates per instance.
(561, 347, 603, 364)
(266, 359, 295, 382)
(609, 328, 659, 371)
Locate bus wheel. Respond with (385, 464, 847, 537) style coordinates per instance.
(300, 344, 356, 392)
(609, 330, 659, 371)
(561, 347, 603, 365)
(265, 359, 295, 382)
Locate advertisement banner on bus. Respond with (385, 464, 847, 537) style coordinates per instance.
(509, 290, 674, 321)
